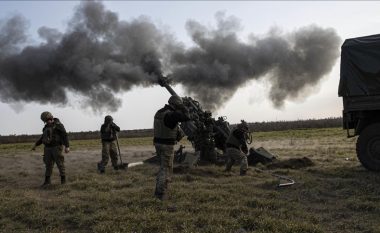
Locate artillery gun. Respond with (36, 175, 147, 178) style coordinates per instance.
(157, 76, 231, 163)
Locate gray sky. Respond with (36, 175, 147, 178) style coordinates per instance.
(0, 1, 379, 135)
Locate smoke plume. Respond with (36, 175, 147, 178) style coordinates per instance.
(0, 1, 176, 112)
(0, 1, 341, 112)
(170, 13, 341, 110)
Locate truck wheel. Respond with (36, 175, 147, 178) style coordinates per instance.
(356, 123, 380, 171)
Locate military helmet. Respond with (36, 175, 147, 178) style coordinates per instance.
(40, 111, 53, 122)
(237, 120, 249, 132)
(168, 95, 183, 108)
(104, 115, 113, 123)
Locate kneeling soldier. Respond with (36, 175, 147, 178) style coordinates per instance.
(225, 120, 250, 176)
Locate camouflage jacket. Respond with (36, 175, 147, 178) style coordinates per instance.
(153, 104, 190, 145)
(35, 118, 69, 148)
(101, 122, 120, 142)
(226, 128, 249, 154)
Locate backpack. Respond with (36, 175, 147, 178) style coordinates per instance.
(42, 124, 55, 145)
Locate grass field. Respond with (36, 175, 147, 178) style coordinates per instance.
(1, 127, 380, 233)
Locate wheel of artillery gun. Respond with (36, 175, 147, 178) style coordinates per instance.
(356, 123, 380, 171)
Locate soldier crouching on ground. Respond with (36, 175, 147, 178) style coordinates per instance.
(32, 111, 70, 186)
(97, 115, 120, 173)
(224, 120, 250, 176)
(153, 95, 190, 201)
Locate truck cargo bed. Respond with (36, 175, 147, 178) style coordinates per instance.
(343, 95, 380, 112)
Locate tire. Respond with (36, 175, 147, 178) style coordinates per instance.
(356, 123, 380, 171)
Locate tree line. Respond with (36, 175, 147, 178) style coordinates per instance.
(0, 117, 342, 144)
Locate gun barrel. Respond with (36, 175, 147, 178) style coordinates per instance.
(158, 76, 178, 96)
(163, 84, 178, 96)
(157, 75, 231, 146)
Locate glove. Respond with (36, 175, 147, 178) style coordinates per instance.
(110, 122, 120, 132)
(178, 105, 191, 119)
(176, 104, 188, 112)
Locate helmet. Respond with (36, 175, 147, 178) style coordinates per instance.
(40, 111, 53, 122)
(168, 95, 183, 108)
(104, 115, 113, 123)
(237, 120, 249, 132)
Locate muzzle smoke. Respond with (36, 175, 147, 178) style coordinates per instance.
(0, 1, 341, 112)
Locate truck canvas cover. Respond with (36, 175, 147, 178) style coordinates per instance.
(339, 34, 380, 97)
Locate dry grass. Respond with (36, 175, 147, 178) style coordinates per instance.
(1, 128, 380, 233)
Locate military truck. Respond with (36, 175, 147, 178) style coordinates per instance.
(339, 34, 380, 171)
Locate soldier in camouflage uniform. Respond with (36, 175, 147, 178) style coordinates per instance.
(98, 115, 120, 173)
(32, 111, 70, 186)
(153, 95, 190, 200)
(196, 111, 217, 163)
(224, 120, 250, 176)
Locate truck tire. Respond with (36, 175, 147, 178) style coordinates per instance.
(356, 123, 380, 171)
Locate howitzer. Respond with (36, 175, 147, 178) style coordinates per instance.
(158, 76, 231, 162)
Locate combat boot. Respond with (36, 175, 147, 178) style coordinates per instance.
(61, 176, 66, 184)
(224, 165, 232, 172)
(42, 176, 51, 186)
(113, 165, 119, 171)
(225, 159, 233, 172)
(154, 191, 168, 201)
(240, 170, 247, 176)
(97, 163, 105, 174)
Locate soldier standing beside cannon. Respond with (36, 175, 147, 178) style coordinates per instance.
(98, 115, 120, 173)
(32, 111, 70, 186)
(153, 95, 190, 201)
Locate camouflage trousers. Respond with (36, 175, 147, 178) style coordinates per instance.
(99, 141, 118, 169)
(44, 146, 65, 177)
(154, 143, 174, 196)
(225, 147, 248, 173)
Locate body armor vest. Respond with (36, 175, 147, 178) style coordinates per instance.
(154, 109, 178, 140)
(42, 123, 61, 145)
(101, 124, 115, 141)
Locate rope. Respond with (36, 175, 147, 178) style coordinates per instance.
(255, 168, 296, 188)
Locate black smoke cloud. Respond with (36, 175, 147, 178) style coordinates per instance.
(170, 13, 341, 110)
(0, 1, 176, 112)
(0, 1, 341, 112)
(0, 15, 28, 57)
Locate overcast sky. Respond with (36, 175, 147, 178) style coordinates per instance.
(1, 1, 379, 135)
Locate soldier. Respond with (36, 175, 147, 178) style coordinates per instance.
(32, 111, 70, 186)
(193, 111, 217, 163)
(98, 115, 120, 173)
(153, 95, 190, 200)
(224, 120, 250, 176)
